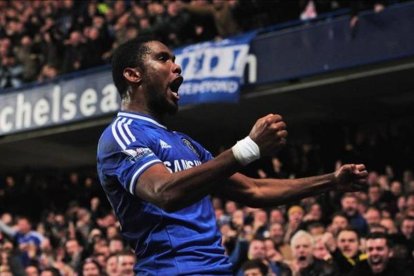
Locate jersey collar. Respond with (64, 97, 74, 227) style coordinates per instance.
(117, 111, 167, 129)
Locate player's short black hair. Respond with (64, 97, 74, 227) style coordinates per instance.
(111, 39, 152, 98)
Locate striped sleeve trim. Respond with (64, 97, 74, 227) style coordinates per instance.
(111, 117, 137, 150)
(129, 159, 161, 195)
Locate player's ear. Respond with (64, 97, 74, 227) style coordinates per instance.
(123, 67, 142, 84)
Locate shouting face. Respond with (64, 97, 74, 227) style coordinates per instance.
(366, 238, 391, 274)
(292, 235, 313, 269)
(141, 41, 183, 116)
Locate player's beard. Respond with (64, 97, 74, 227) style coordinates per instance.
(146, 83, 178, 116)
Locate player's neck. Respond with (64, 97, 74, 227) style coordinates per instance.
(121, 90, 167, 124)
(121, 102, 165, 124)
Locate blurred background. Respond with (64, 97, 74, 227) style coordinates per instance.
(0, 1, 414, 275)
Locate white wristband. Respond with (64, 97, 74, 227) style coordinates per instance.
(232, 136, 260, 166)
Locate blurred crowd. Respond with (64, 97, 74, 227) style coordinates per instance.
(0, 0, 407, 90)
(0, 121, 414, 275)
(1, 1, 414, 275)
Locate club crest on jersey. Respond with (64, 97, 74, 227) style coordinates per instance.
(181, 138, 200, 158)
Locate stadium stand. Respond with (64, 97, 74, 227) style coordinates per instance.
(1, 0, 414, 275)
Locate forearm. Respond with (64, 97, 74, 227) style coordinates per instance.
(225, 173, 335, 208)
(255, 173, 334, 206)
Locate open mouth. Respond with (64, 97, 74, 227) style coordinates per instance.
(170, 76, 183, 94)
(298, 256, 307, 261)
(370, 258, 383, 265)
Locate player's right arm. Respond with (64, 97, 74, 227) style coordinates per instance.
(135, 114, 287, 212)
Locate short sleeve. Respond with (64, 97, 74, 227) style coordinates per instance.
(114, 139, 162, 196)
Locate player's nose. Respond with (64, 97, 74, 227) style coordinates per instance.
(172, 62, 182, 75)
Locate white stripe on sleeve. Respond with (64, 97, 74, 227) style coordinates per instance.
(129, 159, 161, 195)
(117, 117, 131, 145)
(111, 118, 126, 150)
(124, 119, 136, 142)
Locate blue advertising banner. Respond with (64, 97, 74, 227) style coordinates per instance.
(174, 32, 256, 105)
(0, 69, 120, 136)
(250, 2, 414, 85)
(0, 34, 256, 135)
(1, 2, 414, 136)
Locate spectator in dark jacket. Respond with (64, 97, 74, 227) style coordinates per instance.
(329, 227, 367, 274)
(341, 193, 368, 236)
(61, 30, 86, 74)
(350, 232, 412, 276)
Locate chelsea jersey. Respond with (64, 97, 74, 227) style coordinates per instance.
(97, 111, 232, 275)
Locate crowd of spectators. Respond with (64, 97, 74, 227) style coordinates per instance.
(1, 1, 414, 275)
(0, 0, 287, 90)
(0, 0, 407, 90)
(0, 120, 414, 275)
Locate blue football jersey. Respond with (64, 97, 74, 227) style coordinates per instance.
(97, 111, 232, 275)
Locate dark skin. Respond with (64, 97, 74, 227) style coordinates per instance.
(122, 41, 368, 212)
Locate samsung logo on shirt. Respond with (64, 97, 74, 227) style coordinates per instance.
(164, 159, 202, 173)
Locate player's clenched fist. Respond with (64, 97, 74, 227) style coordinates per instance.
(249, 114, 288, 156)
(231, 114, 288, 165)
(334, 164, 368, 191)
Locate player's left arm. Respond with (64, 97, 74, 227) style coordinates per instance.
(217, 164, 368, 207)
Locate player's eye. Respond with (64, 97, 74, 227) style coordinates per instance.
(158, 53, 169, 62)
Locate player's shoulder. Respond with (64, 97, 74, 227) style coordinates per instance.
(98, 113, 165, 159)
(99, 115, 152, 144)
